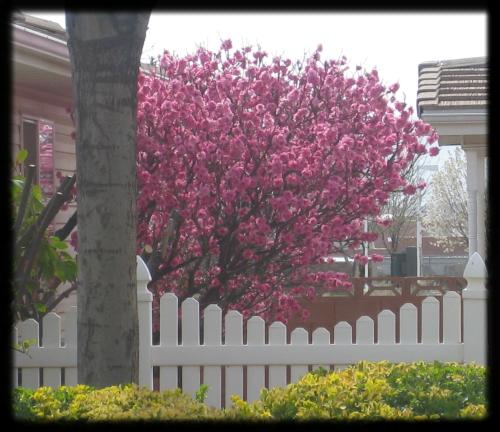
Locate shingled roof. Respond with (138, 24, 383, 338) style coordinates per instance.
(417, 57, 488, 117)
(12, 11, 67, 41)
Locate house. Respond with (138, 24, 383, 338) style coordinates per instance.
(12, 13, 76, 228)
(369, 225, 468, 277)
(12, 12, 77, 315)
(322, 224, 468, 278)
(417, 57, 488, 261)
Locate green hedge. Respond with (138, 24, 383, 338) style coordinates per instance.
(13, 361, 486, 421)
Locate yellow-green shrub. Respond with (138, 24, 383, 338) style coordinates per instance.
(225, 361, 487, 420)
(13, 384, 222, 421)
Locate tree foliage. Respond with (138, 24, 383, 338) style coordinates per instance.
(12, 150, 77, 322)
(135, 41, 439, 326)
(422, 147, 468, 253)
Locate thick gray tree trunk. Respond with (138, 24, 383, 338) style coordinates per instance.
(66, 13, 150, 387)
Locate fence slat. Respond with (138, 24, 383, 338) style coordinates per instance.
(290, 328, 309, 382)
(137, 255, 153, 389)
(400, 303, 417, 344)
(377, 310, 396, 344)
(42, 313, 62, 388)
(422, 297, 440, 344)
(63, 306, 77, 386)
(268, 322, 287, 388)
(246, 316, 265, 403)
(356, 316, 374, 345)
(203, 304, 222, 409)
(333, 321, 352, 371)
(181, 298, 200, 398)
(160, 293, 178, 391)
(312, 328, 330, 371)
(13, 326, 18, 388)
(443, 291, 461, 344)
(225, 311, 243, 408)
(462, 252, 487, 364)
(18, 319, 40, 389)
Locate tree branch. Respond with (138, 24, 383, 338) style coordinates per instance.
(17, 175, 76, 291)
(54, 210, 77, 241)
(45, 283, 77, 313)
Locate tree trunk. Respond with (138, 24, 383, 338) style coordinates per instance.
(66, 12, 150, 387)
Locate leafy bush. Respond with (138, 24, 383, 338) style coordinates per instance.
(12, 150, 77, 322)
(12, 362, 487, 421)
(13, 384, 222, 421)
(225, 361, 487, 420)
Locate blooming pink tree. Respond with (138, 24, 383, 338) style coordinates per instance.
(136, 41, 438, 328)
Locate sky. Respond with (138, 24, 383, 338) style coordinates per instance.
(25, 11, 487, 178)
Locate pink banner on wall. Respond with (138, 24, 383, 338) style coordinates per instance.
(38, 120, 54, 197)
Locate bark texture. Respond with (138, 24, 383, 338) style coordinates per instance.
(66, 12, 150, 387)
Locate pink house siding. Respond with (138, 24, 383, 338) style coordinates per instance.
(12, 92, 76, 225)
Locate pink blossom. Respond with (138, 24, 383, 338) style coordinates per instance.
(221, 39, 232, 50)
(403, 184, 417, 195)
(429, 146, 440, 156)
(242, 249, 255, 260)
(70, 230, 78, 250)
(417, 181, 427, 190)
(371, 254, 384, 263)
(354, 254, 369, 266)
(376, 216, 392, 227)
(360, 232, 378, 242)
(307, 68, 320, 85)
(389, 82, 400, 93)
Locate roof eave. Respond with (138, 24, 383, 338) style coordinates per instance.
(13, 24, 70, 64)
(420, 108, 487, 145)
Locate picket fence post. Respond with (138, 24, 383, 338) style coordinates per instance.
(462, 252, 487, 365)
(137, 255, 153, 389)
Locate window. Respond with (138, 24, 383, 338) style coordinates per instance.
(22, 117, 55, 198)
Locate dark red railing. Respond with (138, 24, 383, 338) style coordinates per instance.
(287, 276, 467, 343)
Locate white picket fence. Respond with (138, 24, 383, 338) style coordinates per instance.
(13, 253, 487, 408)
